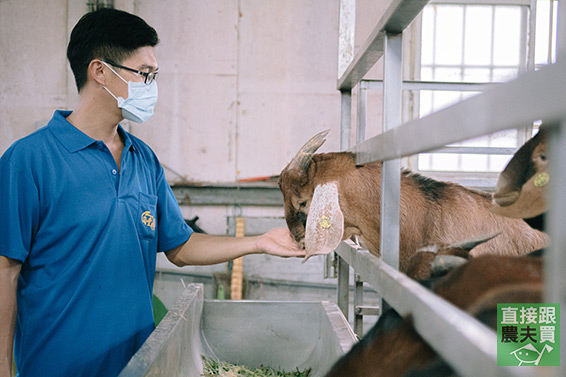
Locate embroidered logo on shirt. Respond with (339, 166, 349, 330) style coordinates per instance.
(141, 211, 156, 231)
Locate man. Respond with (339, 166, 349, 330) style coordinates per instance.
(0, 8, 304, 377)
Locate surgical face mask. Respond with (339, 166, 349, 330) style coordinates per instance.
(102, 62, 158, 124)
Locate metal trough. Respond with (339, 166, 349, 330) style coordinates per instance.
(120, 284, 357, 377)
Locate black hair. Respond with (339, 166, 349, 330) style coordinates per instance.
(66, 8, 159, 92)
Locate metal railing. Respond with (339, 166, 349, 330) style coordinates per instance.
(333, 0, 566, 375)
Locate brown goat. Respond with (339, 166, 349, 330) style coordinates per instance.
(324, 127, 551, 377)
(278, 130, 548, 271)
(324, 255, 544, 377)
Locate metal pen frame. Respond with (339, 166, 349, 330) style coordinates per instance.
(333, 0, 566, 375)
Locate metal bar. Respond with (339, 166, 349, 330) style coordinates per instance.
(364, 79, 493, 92)
(334, 0, 355, 281)
(171, 183, 283, 206)
(351, 61, 566, 164)
(340, 91, 352, 151)
(356, 82, 368, 144)
(354, 306, 380, 316)
(337, 0, 430, 90)
(402, 80, 488, 92)
(337, 0, 356, 79)
(332, 88, 353, 279)
(527, 0, 536, 71)
(324, 252, 337, 279)
(380, 32, 403, 270)
(428, 146, 516, 155)
(337, 255, 350, 319)
(557, 0, 565, 62)
(544, 121, 566, 373)
(353, 274, 364, 337)
(335, 243, 548, 377)
(430, 0, 531, 5)
(546, 0, 554, 64)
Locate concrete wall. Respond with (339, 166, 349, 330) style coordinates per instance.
(0, 0, 398, 290)
(0, 0, 390, 173)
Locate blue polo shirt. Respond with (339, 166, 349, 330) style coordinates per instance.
(0, 110, 192, 377)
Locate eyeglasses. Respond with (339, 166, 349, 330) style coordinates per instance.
(102, 60, 159, 85)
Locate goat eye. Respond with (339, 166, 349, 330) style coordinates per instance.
(540, 154, 546, 161)
(299, 201, 308, 208)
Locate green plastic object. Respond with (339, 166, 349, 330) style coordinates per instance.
(217, 285, 225, 300)
(152, 294, 168, 326)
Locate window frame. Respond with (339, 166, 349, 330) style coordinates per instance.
(405, 0, 537, 190)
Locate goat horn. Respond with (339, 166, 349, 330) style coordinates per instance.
(447, 232, 500, 252)
(288, 129, 330, 173)
(430, 255, 468, 276)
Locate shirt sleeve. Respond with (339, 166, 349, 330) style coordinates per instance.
(155, 165, 193, 252)
(0, 157, 40, 262)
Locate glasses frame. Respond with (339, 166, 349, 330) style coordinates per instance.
(101, 59, 159, 85)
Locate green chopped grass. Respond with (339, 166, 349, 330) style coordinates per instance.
(202, 356, 311, 377)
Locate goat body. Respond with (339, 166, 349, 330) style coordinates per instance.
(279, 149, 548, 272)
(324, 254, 544, 377)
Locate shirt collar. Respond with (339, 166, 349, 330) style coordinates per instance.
(49, 110, 135, 153)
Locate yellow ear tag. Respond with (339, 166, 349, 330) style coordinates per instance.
(319, 216, 331, 229)
(534, 172, 549, 187)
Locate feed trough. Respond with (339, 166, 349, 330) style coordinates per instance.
(119, 284, 356, 377)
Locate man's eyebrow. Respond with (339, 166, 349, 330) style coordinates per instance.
(138, 64, 159, 71)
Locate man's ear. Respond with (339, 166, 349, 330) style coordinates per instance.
(88, 59, 107, 87)
(303, 182, 344, 263)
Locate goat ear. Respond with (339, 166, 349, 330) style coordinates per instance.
(303, 182, 344, 263)
(493, 128, 549, 219)
(493, 127, 548, 207)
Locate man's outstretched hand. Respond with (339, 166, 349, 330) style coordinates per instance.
(255, 228, 305, 258)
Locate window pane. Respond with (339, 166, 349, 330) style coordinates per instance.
(434, 67, 462, 82)
(421, 67, 434, 81)
(434, 6, 464, 65)
(488, 129, 519, 147)
(417, 3, 529, 174)
(461, 154, 489, 171)
(490, 155, 514, 172)
(535, 0, 551, 65)
(463, 67, 491, 82)
(421, 6, 436, 65)
(419, 90, 434, 116)
(419, 90, 463, 116)
(492, 67, 520, 81)
(493, 7, 522, 66)
(535, 0, 558, 66)
(464, 6, 493, 66)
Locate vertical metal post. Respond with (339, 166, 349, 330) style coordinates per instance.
(337, 0, 356, 79)
(544, 121, 566, 374)
(557, 0, 566, 63)
(353, 274, 364, 337)
(337, 256, 350, 319)
(547, 4, 565, 374)
(334, 0, 356, 316)
(357, 81, 368, 144)
(340, 91, 352, 151)
(380, 32, 403, 270)
(337, 90, 352, 317)
(337, 0, 355, 152)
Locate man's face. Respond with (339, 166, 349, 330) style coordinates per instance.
(104, 46, 159, 100)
